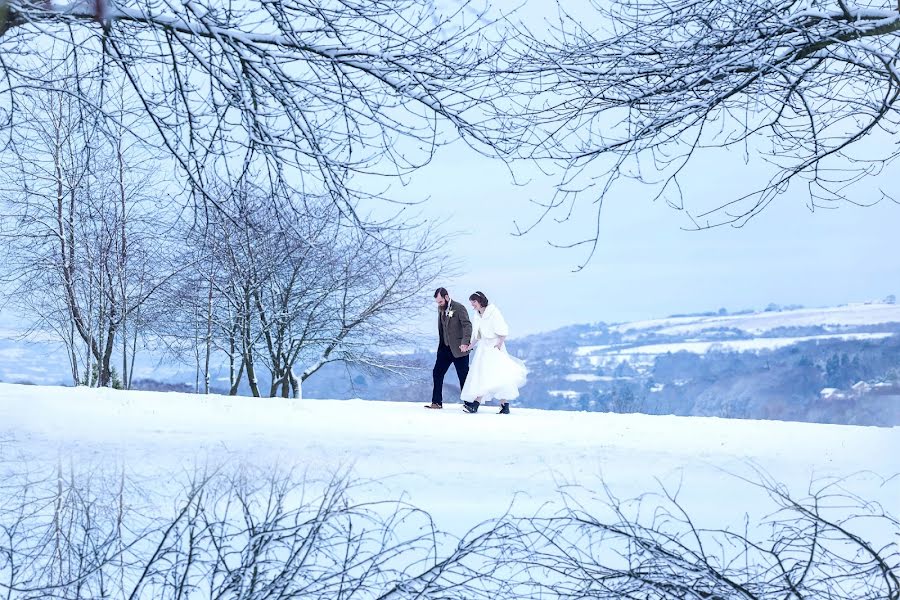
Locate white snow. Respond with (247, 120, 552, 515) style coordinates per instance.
(573, 344, 612, 356)
(564, 373, 616, 382)
(1, 382, 897, 537)
(610, 303, 900, 337)
(0, 348, 27, 360)
(576, 332, 895, 357)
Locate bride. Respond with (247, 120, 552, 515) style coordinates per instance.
(459, 291, 527, 414)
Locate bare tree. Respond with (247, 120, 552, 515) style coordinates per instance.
(499, 0, 900, 266)
(169, 178, 449, 398)
(0, 464, 520, 599)
(0, 0, 508, 227)
(290, 221, 451, 396)
(512, 471, 899, 599)
(1, 460, 895, 599)
(0, 81, 175, 387)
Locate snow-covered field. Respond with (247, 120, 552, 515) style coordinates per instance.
(2, 382, 897, 537)
(563, 373, 618, 382)
(575, 332, 895, 360)
(567, 304, 900, 373)
(610, 302, 900, 337)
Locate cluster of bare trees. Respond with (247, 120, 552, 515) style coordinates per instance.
(0, 81, 446, 395)
(0, 0, 507, 219)
(0, 465, 895, 599)
(164, 183, 446, 398)
(511, 472, 899, 599)
(0, 77, 173, 388)
(0, 464, 521, 599)
(1, 0, 478, 391)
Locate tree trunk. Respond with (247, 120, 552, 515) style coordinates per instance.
(245, 351, 260, 398)
(228, 322, 243, 395)
(128, 313, 138, 389)
(122, 317, 128, 389)
(229, 360, 245, 396)
(290, 369, 301, 400)
(100, 319, 117, 387)
(269, 372, 281, 398)
(204, 273, 214, 394)
(242, 320, 260, 398)
(117, 134, 128, 389)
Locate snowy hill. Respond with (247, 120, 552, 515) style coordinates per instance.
(554, 301, 900, 366)
(1, 382, 897, 598)
(607, 302, 900, 337)
(515, 302, 900, 424)
(1, 382, 897, 533)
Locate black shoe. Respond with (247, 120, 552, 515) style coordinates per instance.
(498, 402, 510, 414)
(463, 400, 480, 413)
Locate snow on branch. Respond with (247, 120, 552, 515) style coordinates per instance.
(0, 0, 506, 224)
(497, 0, 900, 267)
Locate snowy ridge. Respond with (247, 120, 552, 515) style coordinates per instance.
(505, 302, 900, 422)
(576, 333, 894, 359)
(566, 303, 900, 365)
(608, 302, 900, 337)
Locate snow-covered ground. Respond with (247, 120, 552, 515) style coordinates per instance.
(575, 332, 895, 360)
(1, 383, 896, 537)
(610, 302, 900, 337)
(563, 373, 618, 382)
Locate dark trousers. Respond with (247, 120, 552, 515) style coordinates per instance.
(432, 344, 469, 405)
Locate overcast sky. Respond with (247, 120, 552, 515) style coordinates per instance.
(372, 0, 900, 339)
(390, 139, 897, 338)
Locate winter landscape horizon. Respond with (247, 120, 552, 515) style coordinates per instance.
(4, 297, 900, 427)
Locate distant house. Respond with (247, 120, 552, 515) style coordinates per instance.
(824, 381, 900, 401)
(820, 388, 846, 400)
(851, 381, 871, 395)
(548, 390, 579, 400)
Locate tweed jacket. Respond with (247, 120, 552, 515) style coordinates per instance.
(438, 299, 473, 358)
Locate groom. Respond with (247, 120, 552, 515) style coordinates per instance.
(425, 287, 473, 409)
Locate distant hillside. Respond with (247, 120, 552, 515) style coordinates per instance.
(3, 302, 900, 426)
(303, 302, 900, 426)
(510, 302, 900, 426)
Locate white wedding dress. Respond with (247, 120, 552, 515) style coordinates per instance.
(460, 304, 527, 403)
